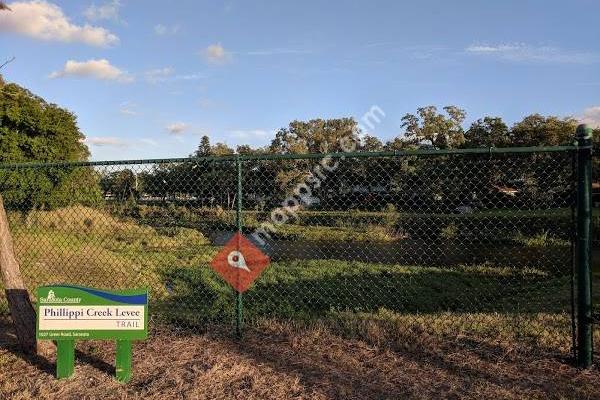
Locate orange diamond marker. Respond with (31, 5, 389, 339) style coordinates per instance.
(210, 232, 270, 293)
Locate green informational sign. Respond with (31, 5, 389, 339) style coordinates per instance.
(36, 285, 148, 382)
(37, 285, 148, 340)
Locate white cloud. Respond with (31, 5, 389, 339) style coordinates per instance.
(49, 59, 133, 82)
(0, 1, 118, 47)
(84, 136, 128, 147)
(84, 136, 159, 148)
(84, 0, 121, 22)
(466, 44, 521, 53)
(145, 67, 174, 83)
(166, 122, 189, 135)
(154, 24, 167, 35)
(154, 23, 179, 36)
(174, 73, 204, 81)
(465, 43, 599, 64)
(578, 106, 600, 128)
(204, 43, 232, 64)
(145, 67, 204, 83)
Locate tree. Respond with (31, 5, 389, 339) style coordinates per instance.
(265, 118, 361, 206)
(360, 135, 384, 152)
(236, 144, 266, 155)
(0, 194, 37, 354)
(384, 136, 417, 151)
(400, 106, 466, 149)
(0, 81, 89, 161)
(211, 142, 235, 156)
(509, 114, 576, 146)
(0, 79, 99, 210)
(194, 135, 211, 157)
(0, 79, 96, 353)
(464, 117, 510, 147)
(100, 170, 140, 201)
(269, 118, 358, 154)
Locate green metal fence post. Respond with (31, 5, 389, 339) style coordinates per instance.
(576, 123, 593, 368)
(235, 154, 243, 338)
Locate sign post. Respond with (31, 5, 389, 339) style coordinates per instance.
(56, 339, 75, 379)
(116, 339, 133, 382)
(36, 285, 148, 382)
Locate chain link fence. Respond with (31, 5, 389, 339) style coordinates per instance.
(0, 147, 596, 358)
(591, 153, 600, 359)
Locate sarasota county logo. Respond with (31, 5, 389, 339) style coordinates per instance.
(39, 288, 81, 304)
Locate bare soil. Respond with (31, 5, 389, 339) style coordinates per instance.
(0, 321, 598, 400)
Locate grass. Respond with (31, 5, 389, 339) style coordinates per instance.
(134, 205, 582, 221)
(512, 230, 571, 247)
(122, 203, 583, 242)
(0, 319, 599, 399)
(0, 206, 599, 398)
(0, 205, 597, 356)
(264, 223, 398, 241)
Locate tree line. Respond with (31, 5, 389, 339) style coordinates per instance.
(1, 78, 598, 212)
(103, 109, 587, 212)
(193, 105, 587, 157)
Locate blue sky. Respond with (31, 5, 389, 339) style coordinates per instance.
(0, 0, 599, 160)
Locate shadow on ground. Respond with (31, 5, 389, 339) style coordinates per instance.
(0, 322, 114, 379)
(0, 319, 598, 400)
(155, 261, 574, 323)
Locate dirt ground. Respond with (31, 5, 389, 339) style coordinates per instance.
(0, 321, 599, 400)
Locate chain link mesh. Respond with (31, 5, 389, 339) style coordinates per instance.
(0, 149, 594, 355)
(592, 153, 600, 356)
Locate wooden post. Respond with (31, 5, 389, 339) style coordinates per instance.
(0, 194, 37, 354)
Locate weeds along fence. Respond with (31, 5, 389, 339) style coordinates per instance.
(0, 141, 596, 364)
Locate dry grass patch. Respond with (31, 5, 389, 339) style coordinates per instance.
(0, 320, 598, 400)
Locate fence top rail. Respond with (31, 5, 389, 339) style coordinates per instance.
(0, 145, 581, 169)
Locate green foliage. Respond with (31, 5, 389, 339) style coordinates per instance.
(192, 135, 235, 157)
(400, 105, 467, 149)
(512, 230, 570, 248)
(0, 82, 89, 162)
(46, 168, 103, 208)
(269, 118, 359, 154)
(382, 203, 399, 230)
(440, 223, 458, 240)
(510, 114, 577, 146)
(465, 117, 510, 147)
(393, 106, 577, 150)
(159, 258, 570, 324)
(0, 80, 100, 210)
(100, 170, 141, 201)
(361, 135, 384, 152)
